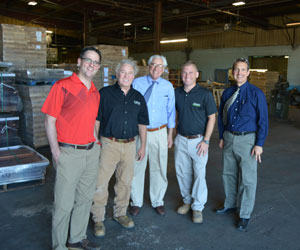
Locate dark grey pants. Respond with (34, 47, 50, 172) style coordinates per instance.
(222, 131, 257, 219)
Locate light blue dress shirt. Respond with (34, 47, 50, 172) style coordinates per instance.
(133, 75, 176, 129)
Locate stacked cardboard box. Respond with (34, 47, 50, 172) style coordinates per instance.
(0, 24, 47, 69)
(93, 45, 129, 89)
(15, 85, 51, 148)
(249, 71, 279, 103)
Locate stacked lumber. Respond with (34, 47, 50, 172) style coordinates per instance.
(93, 45, 129, 89)
(249, 71, 279, 103)
(15, 85, 51, 148)
(0, 24, 47, 69)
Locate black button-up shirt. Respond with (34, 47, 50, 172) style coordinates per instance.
(97, 82, 149, 139)
(175, 84, 217, 136)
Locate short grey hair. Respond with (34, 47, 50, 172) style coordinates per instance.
(115, 59, 139, 76)
(232, 57, 250, 71)
(148, 55, 168, 67)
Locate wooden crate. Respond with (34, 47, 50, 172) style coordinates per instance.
(0, 24, 47, 69)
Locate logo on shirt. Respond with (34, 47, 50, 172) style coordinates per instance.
(192, 102, 201, 107)
(134, 100, 141, 106)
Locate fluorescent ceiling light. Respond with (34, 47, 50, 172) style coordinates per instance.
(28, 1, 38, 5)
(286, 22, 300, 27)
(160, 38, 188, 44)
(46, 30, 53, 34)
(123, 23, 132, 26)
(284, 56, 289, 59)
(250, 69, 268, 73)
(232, 1, 245, 6)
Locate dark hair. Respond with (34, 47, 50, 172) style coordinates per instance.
(181, 60, 199, 72)
(80, 46, 102, 62)
(232, 57, 249, 71)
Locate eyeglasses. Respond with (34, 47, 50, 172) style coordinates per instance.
(81, 57, 101, 67)
(150, 63, 164, 69)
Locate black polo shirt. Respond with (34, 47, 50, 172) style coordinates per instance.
(97, 82, 149, 139)
(175, 84, 217, 136)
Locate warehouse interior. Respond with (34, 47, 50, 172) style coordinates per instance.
(0, 0, 300, 250)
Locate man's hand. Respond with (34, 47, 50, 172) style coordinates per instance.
(196, 141, 209, 156)
(251, 145, 263, 163)
(219, 139, 224, 149)
(137, 146, 145, 161)
(167, 134, 173, 148)
(52, 148, 61, 163)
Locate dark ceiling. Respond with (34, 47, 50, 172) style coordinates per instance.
(1, 0, 300, 47)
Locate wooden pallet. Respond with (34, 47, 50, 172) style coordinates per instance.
(0, 178, 45, 192)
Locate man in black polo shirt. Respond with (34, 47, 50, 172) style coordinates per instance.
(174, 61, 217, 223)
(91, 59, 149, 237)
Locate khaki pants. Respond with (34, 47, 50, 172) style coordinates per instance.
(174, 134, 208, 211)
(222, 131, 257, 219)
(130, 127, 168, 208)
(52, 143, 100, 250)
(91, 137, 136, 222)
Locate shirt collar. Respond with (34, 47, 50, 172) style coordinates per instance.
(147, 75, 161, 84)
(183, 83, 199, 94)
(236, 81, 249, 92)
(71, 73, 97, 93)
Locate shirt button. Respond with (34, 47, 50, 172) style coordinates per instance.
(125, 102, 127, 104)
(237, 100, 239, 103)
(234, 116, 236, 119)
(125, 111, 127, 114)
(232, 125, 235, 127)
(125, 121, 127, 124)
(124, 131, 127, 134)
(235, 108, 237, 111)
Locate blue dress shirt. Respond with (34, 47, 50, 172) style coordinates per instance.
(218, 81, 268, 146)
(133, 75, 176, 129)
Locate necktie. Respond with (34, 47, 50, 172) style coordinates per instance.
(222, 87, 240, 125)
(144, 81, 156, 102)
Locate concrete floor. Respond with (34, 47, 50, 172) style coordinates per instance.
(0, 120, 300, 250)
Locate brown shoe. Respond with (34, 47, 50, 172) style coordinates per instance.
(154, 206, 165, 216)
(113, 215, 135, 229)
(192, 210, 203, 224)
(67, 239, 101, 250)
(94, 221, 105, 237)
(130, 206, 140, 216)
(177, 203, 191, 215)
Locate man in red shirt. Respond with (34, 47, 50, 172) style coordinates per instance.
(42, 47, 101, 250)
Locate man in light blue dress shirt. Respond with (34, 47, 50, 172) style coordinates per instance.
(130, 55, 176, 216)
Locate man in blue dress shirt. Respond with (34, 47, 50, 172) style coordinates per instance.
(216, 58, 268, 231)
(130, 55, 176, 216)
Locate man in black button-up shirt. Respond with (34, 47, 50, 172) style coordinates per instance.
(91, 59, 149, 236)
(174, 61, 217, 224)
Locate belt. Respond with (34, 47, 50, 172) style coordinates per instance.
(58, 142, 94, 150)
(228, 131, 256, 136)
(147, 124, 167, 132)
(180, 134, 202, 139)
(108, 137, 135, 143)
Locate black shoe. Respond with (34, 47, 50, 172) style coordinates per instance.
(154, 206, 165, 216)
(237, 218, 249, 232)
(215, 207, 237, 215)
(67, 239, 101, 250)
